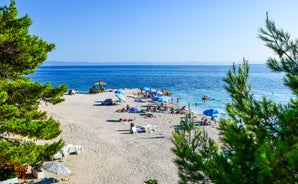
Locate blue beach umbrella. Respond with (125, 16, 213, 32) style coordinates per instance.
(151, 96, 159, 101)
(141, 87, 150, 91)
(142, 87, 151, 92)
(158, 96, 171, 102)
(149, 88, 157, 93)
(114, 89, 125, 94)
(151, 90, 163, 95)
(152, 96, 171, 103)
(115, 93, 126, 102)
(203, 108, 225, 117)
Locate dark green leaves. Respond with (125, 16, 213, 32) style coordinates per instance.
(0, 1, 66, 180)
(172, 14, 298, 184)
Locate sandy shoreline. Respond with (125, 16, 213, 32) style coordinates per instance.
(36, 88, 219, 184)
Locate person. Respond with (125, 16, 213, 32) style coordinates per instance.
(126, 105, 130, 111)
(146, 106, 152, 111)
(130, 122, 136, 134)
(202, 95, 208, 102)
(211, 116, 218, 124)
(89, 86, 97, 94)
(204, 118, 208, 125)
(69, 89, 76, 95)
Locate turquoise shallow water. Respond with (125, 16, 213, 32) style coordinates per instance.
(28, 64, 294, 114)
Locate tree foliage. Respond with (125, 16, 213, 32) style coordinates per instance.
(0, 0, 67, 179)
(172, 14, 298, 184)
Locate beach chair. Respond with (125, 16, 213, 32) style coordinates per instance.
(60, 144, 84, 157)
(52, 152, 63, 160)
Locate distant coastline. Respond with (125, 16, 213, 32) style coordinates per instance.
(42, 61, 266, 66)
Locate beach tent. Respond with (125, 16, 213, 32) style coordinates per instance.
(102, 98, 114, 105)
(129, 107, 142, 113)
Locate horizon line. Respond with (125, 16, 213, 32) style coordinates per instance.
(43, 60, 266, 66)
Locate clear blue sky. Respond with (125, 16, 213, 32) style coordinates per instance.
(1, 0, 298, 64)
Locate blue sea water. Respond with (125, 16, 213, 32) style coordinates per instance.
(28, 64, 294, 114)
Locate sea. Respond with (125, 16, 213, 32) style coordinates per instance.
(28, 64, 295, 114)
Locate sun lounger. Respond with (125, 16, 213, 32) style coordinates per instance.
(52, 152, 63, 160)
(136, 125, 158, 133)
(60, 144, 83, 157)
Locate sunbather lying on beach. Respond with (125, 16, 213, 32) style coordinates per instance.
(196, 118, 210, 126)
(115, 105, 132, 113)
(115, 108, 127, 112)
(170, 106, 187, 114)
(119, 118, 135, 122)
(140, 113, 154, 118)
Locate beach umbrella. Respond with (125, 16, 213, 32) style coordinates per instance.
(151, 96, 160, 101)
(94, 80, 106, 86)
(151, 90, 163, 95)
(149, 88, 157, 93)
(203, 108, 225, 117)
(114, 89, 125, 94)
(156, 90, 163, 95)
(144, 88, 152, 93)
(43, 163, 71, 174)
(115, 93, 126, 102)
(158, 96, 171, 102)
(141, 87, 150, 92)
(152, 96, 171, 103)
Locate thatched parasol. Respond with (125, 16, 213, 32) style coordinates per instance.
(94, 80, 107, 86)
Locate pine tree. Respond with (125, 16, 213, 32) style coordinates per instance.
(172, 14, 298, 184)
(0, 0, 67, 180)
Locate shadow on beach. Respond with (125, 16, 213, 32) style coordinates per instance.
(34, 177, 59, 184)
(117, 129, 130, 134)
(140, 135, 166, 139)
(106, 119, 120, 123)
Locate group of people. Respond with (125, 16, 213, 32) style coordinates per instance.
(116, 105, 131, 113)
(146, 103, 168, 112)
(202, 95, 209, 102)
(89, 86, 105, 94)
(144, 103, 186, 115)
(68, 89, 77, 95)
(197, 116, 218, 126)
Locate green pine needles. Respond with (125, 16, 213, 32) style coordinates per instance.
(0, 0, 67, 180)
(172, 14, 298, 184)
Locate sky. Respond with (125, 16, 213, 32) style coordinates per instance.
(1, 0, 298, 64)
